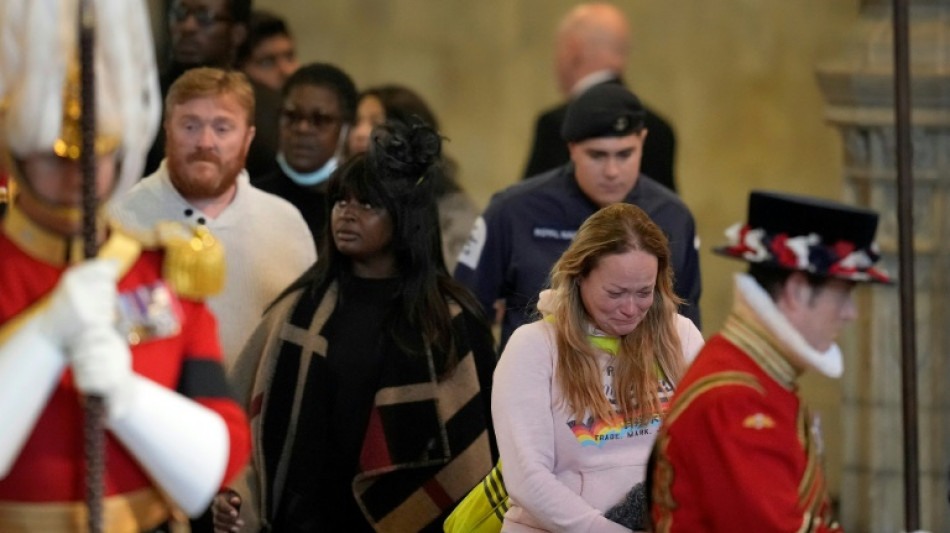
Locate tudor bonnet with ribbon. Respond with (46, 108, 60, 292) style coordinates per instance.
(714, 190, 892, 284)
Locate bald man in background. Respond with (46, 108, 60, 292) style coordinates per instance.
(522, 3, 678, 192)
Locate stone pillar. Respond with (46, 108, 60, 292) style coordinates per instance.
(816, 1, 950, 531)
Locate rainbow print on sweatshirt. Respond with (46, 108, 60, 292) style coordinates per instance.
(567, 411, 662, 448)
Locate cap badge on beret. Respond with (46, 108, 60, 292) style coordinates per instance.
(560, 84, 645, 142)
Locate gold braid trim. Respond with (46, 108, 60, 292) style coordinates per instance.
(0, 487, 168, 533)
(653, 371, 765, 533)
(652, 433, 677, 533)
(797, 405, 827, 526)
(664, 371, 764, 427)
(721, 309, 797, 390)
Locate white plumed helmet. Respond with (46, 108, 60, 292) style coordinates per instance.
(0, 0, 161, 196)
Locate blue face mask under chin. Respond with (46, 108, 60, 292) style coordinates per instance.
(277, 152, 338, 187)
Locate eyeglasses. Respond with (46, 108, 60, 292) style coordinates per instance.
(280, 109, 340, 131)
(170, 4, 232, 28)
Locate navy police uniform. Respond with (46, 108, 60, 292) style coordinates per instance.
(454, 163, 700, 349)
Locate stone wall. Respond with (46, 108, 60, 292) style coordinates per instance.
(151, 0, 950, 529)
(252, 0, 860, 335)
(818, 1, 950, 530)
(253, 0, 862, 505)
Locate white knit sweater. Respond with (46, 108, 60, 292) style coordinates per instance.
(110, 162, 316, 367)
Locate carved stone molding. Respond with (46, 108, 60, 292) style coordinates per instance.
(817, 1, 950, 531)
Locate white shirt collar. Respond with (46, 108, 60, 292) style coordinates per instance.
(570, 70, 619, 98)
(733, 273, 844, 378)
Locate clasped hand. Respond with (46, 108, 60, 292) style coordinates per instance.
(42, 259, 134, 419)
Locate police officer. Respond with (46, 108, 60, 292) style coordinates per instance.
(454, 83, 701, 349)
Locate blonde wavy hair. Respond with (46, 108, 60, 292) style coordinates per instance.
(550, 203, 685, 423)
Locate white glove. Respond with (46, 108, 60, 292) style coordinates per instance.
(41, 259, 121, 347)
(0, 259, 122, 477)
(109, 376, 230, 516)
(70, 324, 135, 420)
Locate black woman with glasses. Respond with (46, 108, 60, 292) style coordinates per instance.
(255, 63, 360, 250)
(144, 0, 283, 179)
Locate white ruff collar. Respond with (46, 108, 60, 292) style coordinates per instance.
(733, 273, 843, 378)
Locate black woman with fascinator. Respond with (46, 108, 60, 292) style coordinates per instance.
(214, 120, 497, 533)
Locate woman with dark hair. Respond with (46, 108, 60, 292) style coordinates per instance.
(347, 84, 479, 271)
(214, 120, 497, 533)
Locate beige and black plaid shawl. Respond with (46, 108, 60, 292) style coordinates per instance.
(231, 282, 494, 532)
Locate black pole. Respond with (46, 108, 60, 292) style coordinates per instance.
(891, 0, 919, 530)
(78, 0, 106, 532)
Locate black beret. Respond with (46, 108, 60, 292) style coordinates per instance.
(561, 84, 646, 142)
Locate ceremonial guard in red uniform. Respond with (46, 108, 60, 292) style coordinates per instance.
(0, 0, 251, 531)
(651, 191, 892, 533)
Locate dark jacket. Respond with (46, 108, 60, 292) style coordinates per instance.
(454, 164, 701, 350)
(254, 168, 327, 252)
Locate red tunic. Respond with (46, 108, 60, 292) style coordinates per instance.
(0, 209, 250, 530)
(652, 312, 842, 533)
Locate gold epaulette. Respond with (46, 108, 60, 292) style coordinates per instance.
(156, 222, 226, 300)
